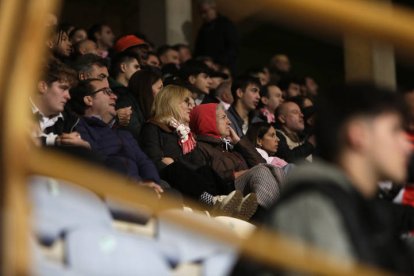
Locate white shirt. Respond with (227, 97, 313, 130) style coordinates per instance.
(31, 102, 63, 146)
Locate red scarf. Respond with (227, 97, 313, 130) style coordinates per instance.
(168, 118, 196, 154)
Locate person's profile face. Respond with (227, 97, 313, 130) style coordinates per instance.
(216, 108, 231, 137)
(283, 102, 304, 132)
(363, 113, 411, 184)
(258, 126, 279, 155)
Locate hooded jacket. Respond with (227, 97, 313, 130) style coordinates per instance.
(190, 103, 264, 185)
(264, 160, 414, 274)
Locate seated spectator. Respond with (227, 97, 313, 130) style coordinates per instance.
(275, 101, 315, 163)
(253, 83, 284, 124)
(157, 45, 180, 67)
(190, 103, 285, 210)
(261, 83, 414, 274)
(140, 85, 249, 215)
(300, 75, 319, 99)
(72, 39, 99, 57)
(71, 54, 132, 127)
(268, 53, 290, 83)
(47, 25, 72, 62)
(32, 58, 89, 148)
(69, 79, 164, 196)
(71, 54, 110, 83)
(246, 122, 288, 169)
(246, 66, 268, 86)
(110, 52, 141, 89)
(214, 80, 233, 109)
(68, 27, 88, 44)
(179, 59, 212, 105)
(289, 95, 316, 137)
(278, 75, 301, 99)
(117, 68, 163, 140)
(173, 43, 192, 64)
(113, 35, 148, 63)
(145, 51, 161, 68)
(227, 75, 261, 137)
(88, 23, 115, 58)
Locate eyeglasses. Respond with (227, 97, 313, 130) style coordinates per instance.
(88, 87, 114, 96)
(184, 97, 194, 108)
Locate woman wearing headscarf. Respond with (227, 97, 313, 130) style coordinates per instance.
(190, 103, 285, 210)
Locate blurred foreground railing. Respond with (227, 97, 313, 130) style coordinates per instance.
(4, 0, 414, 274)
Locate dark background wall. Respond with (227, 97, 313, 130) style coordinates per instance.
(59, 0, 141, 39)
(59, 0, 413, 91)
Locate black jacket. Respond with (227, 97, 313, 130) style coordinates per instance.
(139, 121, 207, 171)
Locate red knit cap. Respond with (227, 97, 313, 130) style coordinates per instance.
(190, 103, 221, 138)
(113, 35, 146, 53)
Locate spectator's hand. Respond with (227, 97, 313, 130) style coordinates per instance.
(162, 157, 175, 165)
(117, 107, 132, 126)
(228, 127, 240, 144)
(142, 181, 164, 198)
(57, 132, 91, 149)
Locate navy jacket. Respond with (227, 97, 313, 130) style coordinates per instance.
(76, 116, 160, 183)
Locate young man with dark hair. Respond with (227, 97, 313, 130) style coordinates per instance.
(32, 58, 89, 148)
(113, 34, 148, 63)
(110, 52, 141, 88)
(226, 75, 261, 137)
(145, 51, 161, 68)
(264, 83, 414, 274)
(179, 59, 212, 105)
(253, 83, 284, 124)
(157, 45, 180, 66)
(47, 25, 72, 62)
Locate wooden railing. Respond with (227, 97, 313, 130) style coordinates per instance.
(4, 0, 414, 275)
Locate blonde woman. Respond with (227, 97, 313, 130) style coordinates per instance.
(140, 85, 257, 219)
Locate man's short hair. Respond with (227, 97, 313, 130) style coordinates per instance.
(215, 80, 231, 98)
(231, 75, 261, 102)
(316, 82, 406, 162)
(278, 75, 300, 91)
(157, 45, 176, 57)
(68, 81, 94, 115)
(41, 58, 77, 87)
(71, 54, 108, 76)
(179, 59, 211, 82)
(260, 82, 279, 98)
(110, 51, 140, 78)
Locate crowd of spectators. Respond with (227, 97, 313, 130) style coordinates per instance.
(31, 0, 414, 273)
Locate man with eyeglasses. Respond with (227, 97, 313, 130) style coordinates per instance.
(72, 54, 132, 126)
(68, 79, 164, 196)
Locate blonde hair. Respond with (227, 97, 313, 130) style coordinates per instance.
(151, 85, 192, 124)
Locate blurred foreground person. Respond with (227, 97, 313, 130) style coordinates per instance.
(260, 83, 414, 273)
